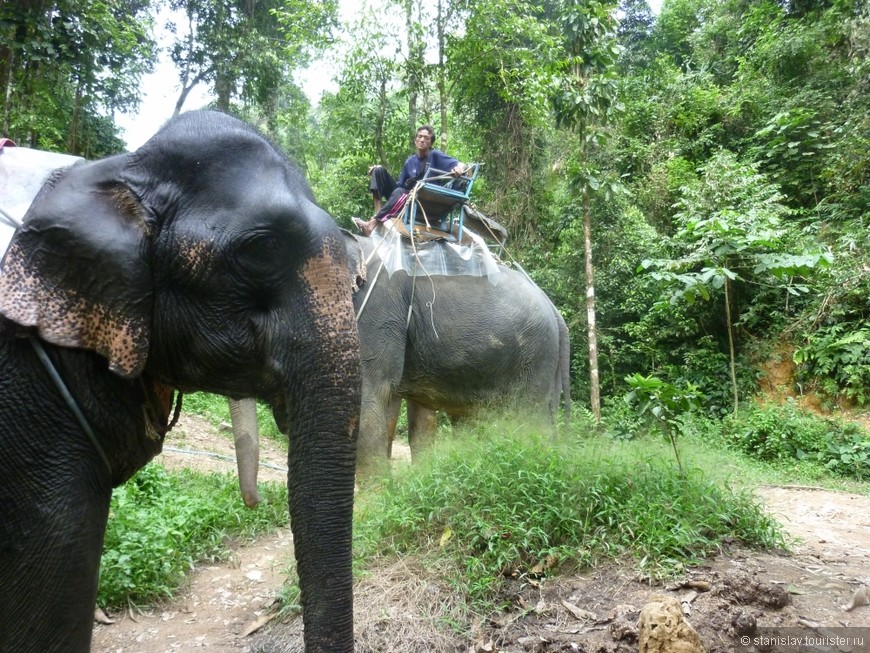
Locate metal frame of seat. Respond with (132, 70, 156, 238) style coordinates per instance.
(403, 162, 480, 241)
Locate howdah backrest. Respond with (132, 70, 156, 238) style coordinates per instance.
(406, 163, 481, 234)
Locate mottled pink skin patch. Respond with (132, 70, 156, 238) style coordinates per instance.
(0, 241, 149, 378)
(300, 234, 361, 440)
(176, 238, 215, 277)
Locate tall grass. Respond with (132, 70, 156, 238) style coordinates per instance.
(103, 403, 867, 616)
(354, 423, 786, 606)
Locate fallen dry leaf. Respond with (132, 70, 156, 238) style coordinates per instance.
(530, 554, 559, 576)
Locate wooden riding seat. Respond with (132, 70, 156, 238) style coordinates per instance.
(403, 162, 481, 241)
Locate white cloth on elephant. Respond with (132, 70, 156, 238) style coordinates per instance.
(373, 219, 502, 282)
(0, 146, 84, 257)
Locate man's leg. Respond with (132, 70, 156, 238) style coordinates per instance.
(374, 187, 406, 221)
(353, 188, 408, 237)
(369, 165, 398, 213)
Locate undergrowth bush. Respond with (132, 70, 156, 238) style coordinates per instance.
(794, 324, 870, 407)
(601, 395, 645, 440)
(722, 402, 869, 480)
(354, 427, 785, 607)
(99, 464, 288, 608)
(722, 402, 827, 461)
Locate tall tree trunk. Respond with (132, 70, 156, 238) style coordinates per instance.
(215, 72, 232, 112)
(437, 0, 448, 150)
(725, 277, 739, 415)
(173, 17, 210, 116)
(67, 84, 82, 154)
(583, 183, 601, 420)
(376, 75, 387, 165)
(405, 0, 417, 139)
(173, 69, 209, 116)
(2, 35, 13, 135)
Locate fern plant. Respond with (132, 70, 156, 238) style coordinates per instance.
(794, 325, 870, 406)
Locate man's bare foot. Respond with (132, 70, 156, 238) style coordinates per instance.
(353, 217, 375, 237)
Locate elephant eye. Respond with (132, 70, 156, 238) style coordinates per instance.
(233, 231, 287, 282)
(238, 232, 280, 259)
(233, 232, 288, 310)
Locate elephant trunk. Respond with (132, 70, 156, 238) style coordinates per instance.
(278, 352, 359, 650)
(277, 234, 360, 651)
(228, 397, 261, 508)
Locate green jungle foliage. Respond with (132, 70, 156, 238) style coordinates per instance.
(794, 325, 870, 407)
(3, 0, 868, 453)
(722, 402, 870, 480)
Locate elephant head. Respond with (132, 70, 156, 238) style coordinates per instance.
(0, 111, 359, 652)
(228, 232, 366, 507)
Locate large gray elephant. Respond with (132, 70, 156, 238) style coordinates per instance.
(347, 228, 571, 475)
(229, 223, 570, 494)
(0, 111, 359, 653)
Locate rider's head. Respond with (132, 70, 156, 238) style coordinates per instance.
(415, 125, 435, 148)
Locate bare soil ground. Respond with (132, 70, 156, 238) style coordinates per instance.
(92, 413, 870, 653)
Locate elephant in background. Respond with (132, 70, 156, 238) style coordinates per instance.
(348, 229, 571, 475)
(228, 225, 570, 492)
(0, 111, 360, 653)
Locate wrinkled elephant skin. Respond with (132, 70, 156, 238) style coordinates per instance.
(0, 111, 360, 653)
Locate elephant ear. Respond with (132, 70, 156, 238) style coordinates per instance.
(341, 228, 367, 293)
(0, 160, 154, 379)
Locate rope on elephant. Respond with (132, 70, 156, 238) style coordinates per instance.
(355, 214, 438, 340)
(356, 224, 399, 320)
(508, 258, 537, 285)
(356, 256, 383, 321)
(363, 217, 399, 268)
(468, 219, 534, 285)
(163, 446, 289, 473)
(403, 191, 440, 338)
(407, 182, 434, 231)
(469, 203, 509, 247)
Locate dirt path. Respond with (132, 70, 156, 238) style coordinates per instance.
(92, 414, 870, 653)
(93, 413, 292, 653)
(755, 485, 870, 573)
(94, 528, 292, 653)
